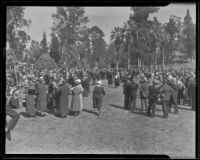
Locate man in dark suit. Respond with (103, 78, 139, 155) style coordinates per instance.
(123, 75, 131, 110)
(147, 81, 161, 117)
(127, 77, 139, 112)
(160, 79, 174, 119)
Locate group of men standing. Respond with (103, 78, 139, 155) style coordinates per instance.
(123, 68, 196, 119)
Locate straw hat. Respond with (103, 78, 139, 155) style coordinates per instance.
(75, 79, 81, 84)
(96, 80, 102, 85)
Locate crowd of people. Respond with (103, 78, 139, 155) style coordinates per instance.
(6, 64, 196, 140)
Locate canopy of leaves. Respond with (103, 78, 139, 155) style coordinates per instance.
(182, 9, 195, 58)
(34, 54, 58, 70)
(49, 33, 60, 63)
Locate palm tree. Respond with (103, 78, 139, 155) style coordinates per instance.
(110, 27, 123, 70)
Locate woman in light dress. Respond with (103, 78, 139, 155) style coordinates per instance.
(70, 79, 84, 116)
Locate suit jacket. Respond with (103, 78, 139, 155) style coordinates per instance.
(127, 82, 139, 98)
(160, 83, 173, 101)
(148, 85, 160, 100)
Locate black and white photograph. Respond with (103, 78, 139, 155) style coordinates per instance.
(5, 3, 196, 158)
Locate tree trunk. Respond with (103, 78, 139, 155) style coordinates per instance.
(162, 48, 165, 68)
(127, 43, 130, 69)
(116, 50, 119, 71)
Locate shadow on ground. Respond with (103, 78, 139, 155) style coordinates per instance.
(82, 108, 98, 116)
(109, 104, 127, 110)
(20, 111, 32, 118)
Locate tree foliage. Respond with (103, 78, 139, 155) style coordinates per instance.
(40, 32, 49, 54)
(51, 7, 89, 61)
(34, 54, 58, 70)
(6, 6, 31, 61)
(182, 9, 195, 59)
(49, 33, 60, 63)
(89, 26, 107, 67)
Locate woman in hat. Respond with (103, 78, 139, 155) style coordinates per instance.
(57, 79, 71, 118)
(92, 80, 105, 116)
(26, 80, 36, 117)
(70, 79, 84, 116)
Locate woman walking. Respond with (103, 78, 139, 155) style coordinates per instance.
(92, 80, 106, 116)
(70, 79, 84, 116)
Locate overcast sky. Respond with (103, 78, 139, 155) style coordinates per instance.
(23, 3, 196, 45)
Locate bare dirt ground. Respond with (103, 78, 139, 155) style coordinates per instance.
(6, 80, 195, 158)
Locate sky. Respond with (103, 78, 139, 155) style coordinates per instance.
(23, 3, 196, 45)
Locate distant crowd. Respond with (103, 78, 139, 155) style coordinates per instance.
(5, 64, 196, 140)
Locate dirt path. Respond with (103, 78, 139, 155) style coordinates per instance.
(6, 80, 195, 158)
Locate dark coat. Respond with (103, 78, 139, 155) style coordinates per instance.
(188, 78, 196, 97)
(57, 84, 71, 115)
(160, 83, 174, 101)
(82, 78, 90, 97)
(26, 88, 36, 115)
(148, 85, 160, 100)
(127, 82, 139, 98)
(107, 72, 113, 84)
(36, 82, 47, 112)
(93, 85, 105, 110)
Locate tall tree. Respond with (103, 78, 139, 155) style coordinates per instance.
(51, 7, 89, 62)
(182, 9, 195, 60)
(89, 26, 107, 67)
(40, 32, 49, 54)
(129, 7, 160, 66)
(164, 15, 182, 62)
(6, 6, 31, 60)
(30, 40, 41, 62)
(110, 27, 124, 70)
(49, 33, 60, 63)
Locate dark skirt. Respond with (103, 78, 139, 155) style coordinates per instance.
(114, 78, 120, 86)
(26, 95, 35, 115)
(93, 94, 104, 110)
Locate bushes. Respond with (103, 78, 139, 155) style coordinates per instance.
(34, 53, 58, 70)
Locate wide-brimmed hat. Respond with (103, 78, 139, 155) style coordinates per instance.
(96, 80, 102, 85)
(75, 79, 81, 84)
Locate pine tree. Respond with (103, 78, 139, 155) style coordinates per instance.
(40, 32, 49, 54)
(183, 9, 195, 60)
(49, 33, 60, 63)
